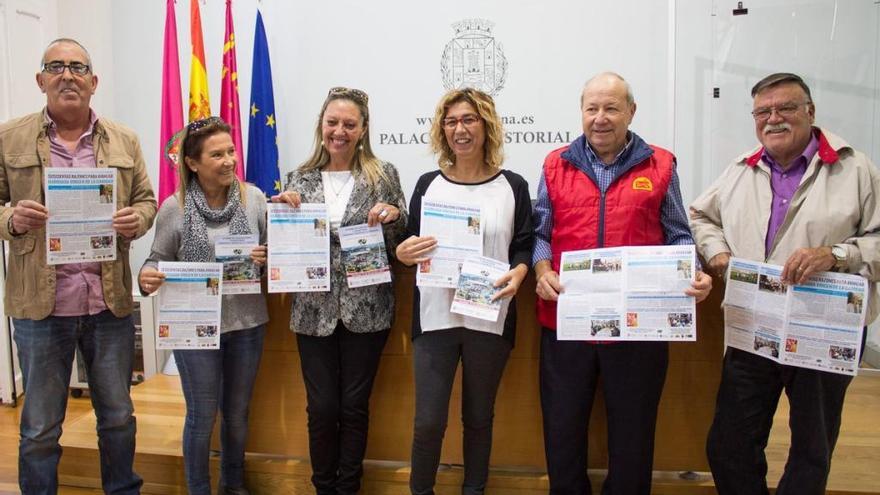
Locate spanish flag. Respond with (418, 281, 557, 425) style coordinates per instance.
(188, 0, 210, 121)
(219, 0, 245, 179)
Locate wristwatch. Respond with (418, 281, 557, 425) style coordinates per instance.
(831, 244, 848, 270)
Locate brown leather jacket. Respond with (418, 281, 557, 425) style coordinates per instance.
(0, 110, 157, 319)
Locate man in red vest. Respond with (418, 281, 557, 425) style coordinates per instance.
(690, 72, 880, 495)
(533, 72, 712, 494)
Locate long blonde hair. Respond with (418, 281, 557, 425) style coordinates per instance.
(298, 87, 386, 186)
(429, 88, 505, 170)
(176, 116, 247, 207)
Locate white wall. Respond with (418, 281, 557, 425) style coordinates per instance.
(0, 0, 57, 117)
(0, 0, 58, 403)
(673, 0, 715, 204)
(106, 0, 674, 194)
(95, 0, 677, 271)
(57, 0, 115, 117)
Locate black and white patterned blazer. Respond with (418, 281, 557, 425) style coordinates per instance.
(283, 161, 407, 336)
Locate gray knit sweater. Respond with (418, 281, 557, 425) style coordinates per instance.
(141, 184, 269, 333)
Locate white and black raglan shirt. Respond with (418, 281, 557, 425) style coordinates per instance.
(405, 169, 533, 344)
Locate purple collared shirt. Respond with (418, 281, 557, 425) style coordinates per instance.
(46, 110, 109, 317)
(763, 132, 819, 256)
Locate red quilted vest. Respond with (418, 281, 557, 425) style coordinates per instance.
(537, 144, 675, 329)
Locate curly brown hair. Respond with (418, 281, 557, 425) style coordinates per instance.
(429, 88, 504, 170)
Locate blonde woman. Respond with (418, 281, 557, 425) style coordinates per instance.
(275, 87, 407, 495)
(396, 88, 534, 495)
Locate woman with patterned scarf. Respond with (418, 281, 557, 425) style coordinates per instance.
(139, 117, 267, 495)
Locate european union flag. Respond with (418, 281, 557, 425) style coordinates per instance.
(246, 11, 281, 195)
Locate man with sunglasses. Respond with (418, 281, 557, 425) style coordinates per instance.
(0, 38, 156, 494)
(690, 72, 880, 494)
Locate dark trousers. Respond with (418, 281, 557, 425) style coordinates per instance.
(409, 328, 512, 495)
(297, 322, 389, 495)
(540, 328, 669, 495)
(706, 347, 855, 495)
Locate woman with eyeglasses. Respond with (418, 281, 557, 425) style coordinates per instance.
(396, 88, 534, 495)
(274, 87, 407, 495)
(138, 117, 267, 495)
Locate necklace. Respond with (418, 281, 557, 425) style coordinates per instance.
(325, 171, 353, 199)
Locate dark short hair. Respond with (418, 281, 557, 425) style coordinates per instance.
(751, 73, 812, 101)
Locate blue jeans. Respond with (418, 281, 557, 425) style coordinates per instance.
(174, 325, 265, 495)
(13, 310, 142, 495)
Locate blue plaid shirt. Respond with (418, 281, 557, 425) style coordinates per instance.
(532, 132, 695, 266)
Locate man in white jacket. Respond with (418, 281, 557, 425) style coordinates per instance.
(690, 72, 880, 495)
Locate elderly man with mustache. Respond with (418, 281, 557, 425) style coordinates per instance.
(690, 72, 880, 495)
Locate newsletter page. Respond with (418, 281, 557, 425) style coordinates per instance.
(267, 203, 331, 293)
(556, 245, 696, 341)
(450, 255, 510, 324)
(416, 199, 482, 289)
(339, 223, 391, 288)
(156, 261, 223, 349)
(215, 234, 261, 295)
(44, 168, 117, 264)
(723, 257, 868, 376)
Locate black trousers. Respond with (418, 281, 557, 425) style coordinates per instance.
(540, 328, 669, 495)
(706, 347, 855, 495)
(409, 327, 512, 495)
(296, 322, 389, 495)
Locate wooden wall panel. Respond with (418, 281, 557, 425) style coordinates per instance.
(246, 264, 725, 471)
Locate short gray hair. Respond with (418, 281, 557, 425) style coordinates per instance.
(40, 38, 93, 70)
